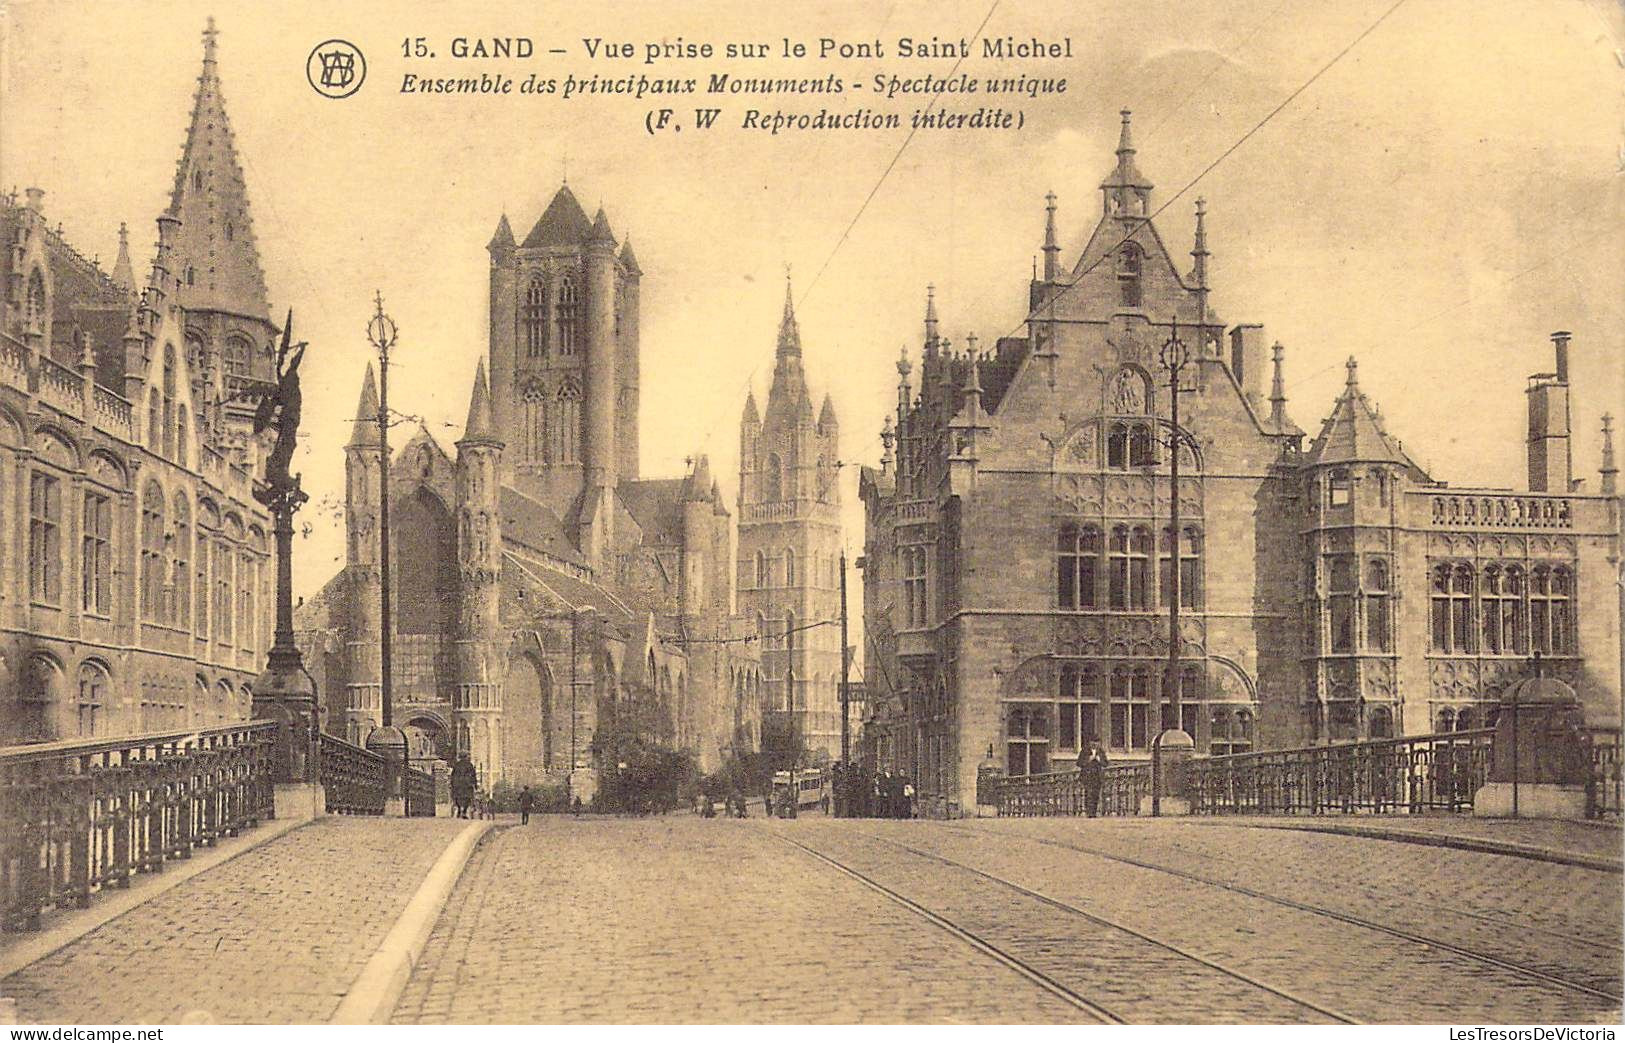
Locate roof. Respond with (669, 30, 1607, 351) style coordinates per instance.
(502, 552, 632, 624)
(521, 185, 592, 249)
(499, 485, 586, 567)
(617, 478, 686, 545)
(1304, 358, 1426, 472)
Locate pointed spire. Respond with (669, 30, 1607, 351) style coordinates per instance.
(1269, 342, 1288, 430)
(880, 415, 896, 473)
(819, 392, 838, 429)
(619, 237, 641, 276)
(741, 389, 760, 426)
(521, 184, 591, 248)
(777, 270, 801, 358)
(1191, 197, 1210, 290)
(923, 284, 940, 353)
(111, 222, 135, 291)
(1100, 108, 1153, 217)
(165, 17, 271, 320)
(1042, 192, 1060, 281)
(1601, 414, 1618, 496)
(682, 454, 713, 502)
(348, 362, 381, 448)
(588, 206, 616, 245)
(460, 359, 498, 445)
(487, 214, 515, 255)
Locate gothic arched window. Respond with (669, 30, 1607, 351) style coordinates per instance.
(555, 275, 580, 355)
(1057, 522, 1101, 609)
(1117, 243, 1143, 308)
(522, 386, 547, 462)
(141, 481, 166, 623)
(162, 345, 177, 459)
(173, 493, 191, 630)
(553, 383, 581, 463)
(77, 660, 108, 738)
(25, 269, 46, 332)
(755, 550, 768, 588)
(224, 335, 250, 379)
(764, 453, 783, 502)
(524, 276, 546, 357)
(1365, 558, 1391, 652)
(784, 548, 796, 586)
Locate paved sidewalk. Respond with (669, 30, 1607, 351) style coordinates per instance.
(1190, 814, 1622, 868)
(0, 816, 470, 1024)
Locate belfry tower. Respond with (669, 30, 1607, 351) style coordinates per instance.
(738, 277, 843, 758)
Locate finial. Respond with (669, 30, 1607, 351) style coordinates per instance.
(1042, 191, 1060, 280)
(1345, 356, 1359, 387)
(896, 345, 912, 380)
(1118, 109, 1134, 154)
(1601, 413, 1618, 495)
(202, 17, 219, 63)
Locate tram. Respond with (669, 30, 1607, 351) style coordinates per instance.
(772, 768, 828, 814)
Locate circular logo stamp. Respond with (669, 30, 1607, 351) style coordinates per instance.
(307, 39, 366, 99)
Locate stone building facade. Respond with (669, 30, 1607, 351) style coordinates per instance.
(737, 281, 844, 758)
(0, 22, 276, 744)
(297, 186, 775, 793)
(859, 112, 1622, 816)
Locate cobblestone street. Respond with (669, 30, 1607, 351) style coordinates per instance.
(394, 815, 1624, 1024)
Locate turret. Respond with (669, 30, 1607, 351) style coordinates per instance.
(1042, 192, 1060, 281)
(585, 207, 618, 494)
(923, 285, 940, 356)
(343, 362, 384, 739)
(1601, 414, 1617, 496)
(454, 360, 505, 781)
(111, 222, 135, 292)
(1100, 109, 1153, 219)
(485, 213, 517, 471)
(1527, 331, 1573, 493)
(617, 237, 641, 480)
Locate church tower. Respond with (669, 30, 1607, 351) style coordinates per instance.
(485, 186, 641, 569)
(455, 361, 505, 782)
(738, 277, 844, 758)
(342, 364, 384, 741)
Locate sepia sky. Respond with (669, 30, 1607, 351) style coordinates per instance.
(3, 0, 1621, 623)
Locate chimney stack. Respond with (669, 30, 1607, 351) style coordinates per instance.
(1526, 332, 1573, 493)
(1551, 330, 1571, 383)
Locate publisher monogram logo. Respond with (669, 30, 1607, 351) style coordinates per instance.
(307, 39, 366, 99)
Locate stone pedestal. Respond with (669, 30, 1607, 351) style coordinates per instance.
(252, 645, 321, 823)
(1473, 674, 1589, 820)
(1140, 728, 1195, 816)
(367, 726, 409, 818)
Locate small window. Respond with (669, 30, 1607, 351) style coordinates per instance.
(1328, 469, 1352, 507)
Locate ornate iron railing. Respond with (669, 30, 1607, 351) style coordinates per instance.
(0, 721, 275, 931)
(996, 762, 1152, 817)
(404, 765, 436, 817)
(1586, 727, 1621, 819)
(317, 732, 385, 816)
(1187, 729, 1495, 815)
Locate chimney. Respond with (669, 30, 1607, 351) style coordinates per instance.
(1526, 332, 1573, 493)
(1229, 324, 1266, 409)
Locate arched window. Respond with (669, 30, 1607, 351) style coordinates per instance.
(1108, 526, 1152, 610)
(1456, 707, 1477, 731)
(25, 269, 46, 332)
(193, 168, 204, 191)
(1058, 663, 1101, 752)
(1430, 564, 1450, 652)
(76, 661, 108, 738)
(239, 550, 256, 654)
(1450, 564, 1475, 653)
(29, 471, 61, 605)
(195, 521, 210, 640)
(524, 276, 546, 357)
(176, 405, 189, 465)
(1550, 567, 1573, 654)
(1437, 707, 1456, 733)
(755, 611, 767, 648)
(148, 389, 161, 450)
(1057, 523, 1101, 609)
(1128, 423, 1154, 467)
(224, 336, 250, 379)
(763, 453, 783, 502)
(162, 345, 177, 459)
(755, 550, 768, 588)
(553, 383, 580, 464)
(1159, 527, 1202, 610)
(1107, 423, 1128, 470)
(522, 386, 547, 462)
(901, 545, 928, 627)
(1365, 558, 1391, 652)
(784, 548, 796, 586)
(555, 274, 580, 354)
(213, 538, 233, 646)
(1325, 555, 1355, 653)
(1006, 703, 1051, 776)
(1369, 705, 1394, 740)
(81, 488, 112, 616)
(172, 494, 191, 629)
(141, 482, 166, 623)
(1117, 243, 1143, 308)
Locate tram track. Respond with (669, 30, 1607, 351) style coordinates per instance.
(776, 830, 1358, 1025)
(937, 822, 1624, 1007)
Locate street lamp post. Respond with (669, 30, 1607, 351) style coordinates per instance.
(1153, 319, 1193, 816)
(366, 294, 399, 732)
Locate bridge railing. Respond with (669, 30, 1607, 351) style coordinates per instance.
(0, 721, 276, 931)
(404, 765, 436, 817)
(1187, 729, 1496, 815)
(996, 762, 1151, 817)
(318, 732, 385, 816)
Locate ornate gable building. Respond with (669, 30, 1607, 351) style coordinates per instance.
(1, 21, 277, 744)
(860, 111, 1622, 816)
(298, 187, 805, 794)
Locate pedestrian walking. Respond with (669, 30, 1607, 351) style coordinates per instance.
(902, 779, 915, 818)
(571, 794, 583, 817)
(450, 756, 476, 819)
(518, 785, 534, 825)
(1078, 741, 1108, 818)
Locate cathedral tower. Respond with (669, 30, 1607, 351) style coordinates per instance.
(738, 277, 844, 758)
(455, 361, 505, 782)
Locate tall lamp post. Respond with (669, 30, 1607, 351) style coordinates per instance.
(1152, 319, 1195, 816)
(362, 295, 406, 814)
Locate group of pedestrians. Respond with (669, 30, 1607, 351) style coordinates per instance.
(833, 764, 916, 819)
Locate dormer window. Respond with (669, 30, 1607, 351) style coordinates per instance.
(1117, 243, 1143, 308)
